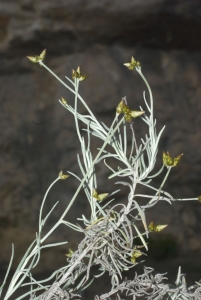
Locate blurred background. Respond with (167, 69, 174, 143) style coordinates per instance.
(0, 0, 201, 298)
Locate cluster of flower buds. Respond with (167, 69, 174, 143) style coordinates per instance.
(72, 66, 87, 81)
(148, 221, 168, 232)
(163, 151, 183, 167)
(92, 189, 109, 201)
(60, 97, 68, 106)
(124, 56, 141, 70)
(131, 247, 143, 263)
(116, 99, 145, 122)
(58, 170, 70, 180)
(65, 248, 74, 258)
(27, 49, 46, 64)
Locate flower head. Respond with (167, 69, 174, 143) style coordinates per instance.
(163, 152, 183, 167)
(61, 97, 67, 106)
(72, 66, 87, 81)
(27, 49, 46, 64)
(124, 56, 140, 70)
(116, 99, 145, 122)
(131, 247, 143, 263)
(92, 189, 109, 201)
(148, 221, 168, 232)
(59, 170, 70, 180)
(65, 248, 74, 258)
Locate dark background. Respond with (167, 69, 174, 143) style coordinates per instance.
(0, 0, 201, 299)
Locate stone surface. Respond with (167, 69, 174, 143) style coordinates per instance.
(0, 0, 201, 296)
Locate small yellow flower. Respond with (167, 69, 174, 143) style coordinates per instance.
(124, 56, 140, 70)
(163, 151, 183, 167)
(61, 97, 67, 106)
(27, 49, 46, 63)
(116, 99, 145, 122)
(92, 189, 109, 201)
(58, 170, 70, 180)
(72, 66, 87, 81)
(148, 221, 168, 232)
(131, 247, 142, 263)
(65, 248, 74, 258)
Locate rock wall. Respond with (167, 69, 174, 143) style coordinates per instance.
(0, 0, 201, 294)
